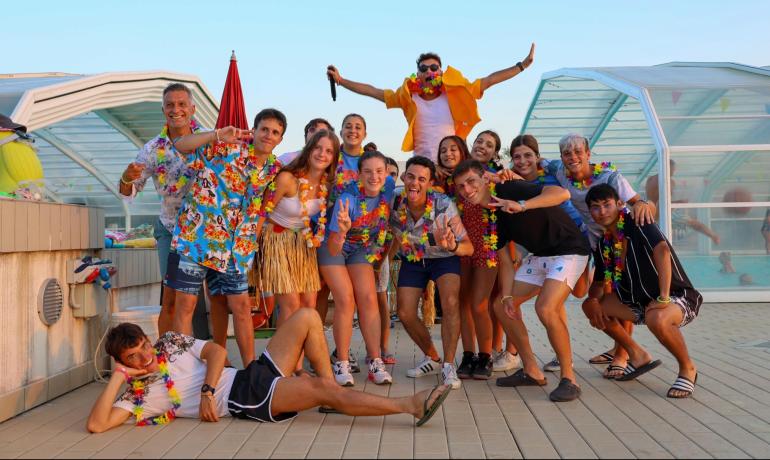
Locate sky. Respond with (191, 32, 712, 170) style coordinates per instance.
(6, 0, 770, 160)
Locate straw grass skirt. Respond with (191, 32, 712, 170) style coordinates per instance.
(250, 226, 321, 295)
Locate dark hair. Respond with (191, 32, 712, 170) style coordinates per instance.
(510, 134, 540, 157)
(417, 52, 442, 68)
(357, 150, 387, 171)
(585, 183, 621, 206)
(163, 82, 192, 98)
(436, 135, 470, 171)
(385, 156, 399, 173)
(452, 159, 486, 181)
(405, 156, 437, 180)
(304, 118, 334, 137)
(105, 323, 147, 362)
(283, 130, 340, 185)
(254, 108, 287, 135)
(476, 130, 502, 154)
(342, 113, 367, 130)
(363, 142, 378, 152)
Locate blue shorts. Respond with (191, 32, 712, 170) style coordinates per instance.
(164, 252, 248, 296)
(397, 256, 461, 289)
(317, 242, 370, 266)
(153, 219, 173, 278)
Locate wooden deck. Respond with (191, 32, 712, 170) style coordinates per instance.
(2, 301, 770, 459)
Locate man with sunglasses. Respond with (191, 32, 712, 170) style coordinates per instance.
(326, 44, 535, 162)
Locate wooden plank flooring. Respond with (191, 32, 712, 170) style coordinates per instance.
(2, 301, 770, 459)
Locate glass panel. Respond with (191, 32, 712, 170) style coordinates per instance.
(674, 206, 770, 292)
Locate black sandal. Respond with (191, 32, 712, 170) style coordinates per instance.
(549, 378, 582, 402)
(496, 369, 547, 387)
(616, 359, 662, 382)
(667, 374, 697, 399)
(603, 364, 627, 380)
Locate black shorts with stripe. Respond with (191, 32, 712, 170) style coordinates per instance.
(227, 351, 297, 423)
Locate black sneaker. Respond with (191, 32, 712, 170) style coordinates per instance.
(472, 353, 493, 380)
(457, 351, 477, 380)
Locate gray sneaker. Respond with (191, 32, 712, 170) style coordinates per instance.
(543, 357, 561, 372)
(331, 349, 360, 373)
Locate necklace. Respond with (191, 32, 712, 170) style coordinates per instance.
(128, 349, 181, 426)
(249, 153, 281, 216)
(333, 148, 362, 200)
(299, 176, 328, 248)
(155, 120, 201, 194)
(398, 188, 434, 262)
(566, 161, 616, 190)
(407, 73, 444, 96)
(358, 183, 392, 263)
(535, 165, 546, 183)
(482, 183, 499, 268)
(602, 209, 627, 293)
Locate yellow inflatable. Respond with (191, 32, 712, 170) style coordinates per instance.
(0, 132, 45, 193)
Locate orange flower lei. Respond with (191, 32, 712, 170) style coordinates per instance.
(358, 182, 392, 263)
(298, 176, 328, 248)
(127, 349, 181, 426)
(482, 182, 499, 268)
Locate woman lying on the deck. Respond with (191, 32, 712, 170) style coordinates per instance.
(86, 309, 450, 433)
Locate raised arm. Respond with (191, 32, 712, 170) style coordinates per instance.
(480, 43, 535, 92)
(173, 126, 250, 154)
(327, 65, 386, 102)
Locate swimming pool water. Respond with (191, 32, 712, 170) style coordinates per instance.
(680, 254, 770, 289)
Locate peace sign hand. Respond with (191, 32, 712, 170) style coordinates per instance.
(488, 196, 523, 214)
(336, 199, 352, 234)
(433, 214, 456, 251)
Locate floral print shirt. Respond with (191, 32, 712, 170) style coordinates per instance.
(126, 122, 204, 232)
(171, 143, 281, 273)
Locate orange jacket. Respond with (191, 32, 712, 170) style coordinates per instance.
(383, 66, 484, 152)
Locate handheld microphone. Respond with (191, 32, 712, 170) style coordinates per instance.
(329, 74, 337, 101)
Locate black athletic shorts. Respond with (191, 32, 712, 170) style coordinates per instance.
(227, 351, 297, 423)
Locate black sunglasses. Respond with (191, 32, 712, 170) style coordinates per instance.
(418, 64, 440, 73)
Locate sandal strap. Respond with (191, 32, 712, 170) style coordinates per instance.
(670, 376, 695, 392)
(623, 363, 637, 374)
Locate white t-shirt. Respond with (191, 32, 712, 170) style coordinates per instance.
(412, 93, 455, 162)
(113, 332, 237, 420)
(544, 159, 637, 249)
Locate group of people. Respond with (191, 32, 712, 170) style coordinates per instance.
(88, 46, 703, 433)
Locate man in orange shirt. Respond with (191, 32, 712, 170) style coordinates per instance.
(326, 44, 535, 162)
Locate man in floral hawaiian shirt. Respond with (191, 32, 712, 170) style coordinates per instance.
(119, 83, 205, 336)
(166, 108, 286, 366)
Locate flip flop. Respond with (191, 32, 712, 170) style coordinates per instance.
(616, 359, 662, 381)
(496, 369, 547, 387)
(416, 384, 451, 427)
(382, 353, 397, 365)
(603, 364, 627, 380)
(589, 352, 615, 365)
(667, 373, 698, 399)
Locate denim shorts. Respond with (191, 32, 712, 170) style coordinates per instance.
(397, 256, 461, 289)
(153, 219, 173, 278)
(164, 252, 248, 296)
(316, 242, 370, 266)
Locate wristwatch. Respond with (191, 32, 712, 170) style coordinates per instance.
(518, 200, 527, 211)
(201, 383, 216, 395)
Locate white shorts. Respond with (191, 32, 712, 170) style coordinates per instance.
(514, 254, 589, 290)
(376, 258, 390, 293)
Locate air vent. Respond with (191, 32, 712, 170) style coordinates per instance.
(38, 278, 64, 326)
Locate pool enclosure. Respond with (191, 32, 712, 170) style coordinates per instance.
(521, 62, 770, 302)
(1, 71, 219, 229)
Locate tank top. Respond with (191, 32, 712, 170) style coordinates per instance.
(270, 194, 323, 230)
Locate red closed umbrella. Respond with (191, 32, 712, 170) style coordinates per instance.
(216, 51, 249, 130)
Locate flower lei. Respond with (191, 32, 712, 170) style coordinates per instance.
(250, 151, 281, 216)
(333, 148, 363, 199)
(358, 182, 392, 263)
(128, 349, 181, 426)
(399, 188, 434, 262)
(407, 73, 444, 96)
(566, 161, 616, 190)
(602, 209, 627, 293)
(536, 165, 546, 183)
(155, 120, 202, 194)
(482, 182, 499, 268)
(299, 176, 328, 248)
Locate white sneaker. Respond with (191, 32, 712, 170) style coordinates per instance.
(333, 360, 355, 387)
(407, 356, 441, 378)
(368, 358, 393, 385)
(493, 350, 521, 372)
(442, 363, 462, 389)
